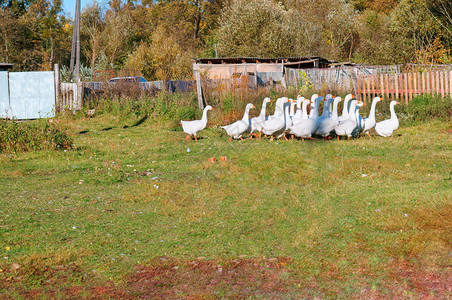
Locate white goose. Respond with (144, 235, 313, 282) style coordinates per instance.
(290, 96, 323, 140)
(250, 97, 272, 137)
(338, 93, 355, 123)
(262, 99, 290, 141)
(291, 96, 306, 124)
(181, 105, 213, 141)
(308, 94, 319, 118)
(278, 102, 293, 140)
(335, 100, 363, 140)
(315, 96, 342, 138)
(222, 103, 255, 141)
(325, 94, 334, 117)
(363, 96, 382, 137)
(375, 100, 399, 137)
(289, 100, 297, 119)
(318, 95, 333, 122)
(267, 97, 287, 121)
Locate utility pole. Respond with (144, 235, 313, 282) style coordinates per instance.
(69, 0, 81, 82)
(75, 0, 80, 82)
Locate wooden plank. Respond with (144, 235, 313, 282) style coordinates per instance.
(390, 73, 395, 100)
(366, 74, 371, 102)
(413, 71, 418, 96)
(418, 72, 422, 94)
(380, 73, 384, 99)
(445, 70, 449, 96)
(421, 72, 425, 94)
(404, 73, 409, 104)
(440, 70, 445, 97)
(450, 70, 452, 96)
(356, 70, 361, 102)
(436, 71, 440, 95)
(409, 72, 413, 102)
(427, 72, 430, 93)
(385, 74, 389, 99)
(395, 73, 399, 100)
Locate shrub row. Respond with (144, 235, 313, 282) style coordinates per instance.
(0, 119, 73, 153)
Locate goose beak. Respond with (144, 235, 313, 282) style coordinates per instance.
(252, 104, 256, 108)
(396, 102, 400, 105)
(211, 107, 214, 110)
(352, 94, 355, 98)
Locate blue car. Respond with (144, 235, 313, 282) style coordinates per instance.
(108, 76, 147, 83)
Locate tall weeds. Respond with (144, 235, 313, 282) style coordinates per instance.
(0, 119, 73, 153)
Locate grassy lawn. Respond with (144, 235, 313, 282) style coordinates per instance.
(0, 113, 451, 298)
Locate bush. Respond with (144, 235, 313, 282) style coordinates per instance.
(0, 119, 73, 153)
(406, 94, 452, 123)
(176, 106, 196, 121)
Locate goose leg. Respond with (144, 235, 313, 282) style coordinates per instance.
(194, 135, 198, 141)
(185, 134, 190, 141)
(270, 136, 274, 142)
(366, 132, 371, 138)
(228, 136, 233, 142)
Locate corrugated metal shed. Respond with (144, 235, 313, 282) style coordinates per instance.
(193, 56, 331, 68)
(192, 56, 332, 109)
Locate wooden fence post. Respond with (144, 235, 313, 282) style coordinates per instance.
(195, 71, 204, 110)
(54, 64, 60, 113)
(76, 78, 83, 111)
(440, 70, 445, 98)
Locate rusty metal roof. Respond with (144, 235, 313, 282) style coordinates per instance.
(0, 63, 14, 70)
(193, 56, 331, 66)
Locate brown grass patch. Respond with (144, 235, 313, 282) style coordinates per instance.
(128, 257, 294, 298)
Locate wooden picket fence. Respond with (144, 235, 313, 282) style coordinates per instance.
(289, 65, 452, 103)
(356, 69, 452, 104)
(59, 82, 83, 111)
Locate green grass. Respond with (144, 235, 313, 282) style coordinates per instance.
(0, 113, 451, 298)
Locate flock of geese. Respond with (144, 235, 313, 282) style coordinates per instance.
(181, 94, 400, 141)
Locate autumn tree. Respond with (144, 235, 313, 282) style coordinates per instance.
(216, 0, 300, 57)
(80, 0, 105, 70)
